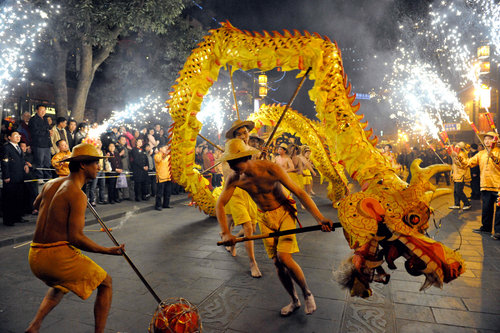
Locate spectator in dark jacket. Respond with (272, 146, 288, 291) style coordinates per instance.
(116, 135, 132, 200)
(66, 119, 77, 150)
(18, 112, 32, 146)
(75, 122, 89, 145)
(1, 131, 29, 225)
(28, 105, 52, 180)
(131, 138, 149, 201)
(106, 143, 123, 204)
(20, 141, 39, 215)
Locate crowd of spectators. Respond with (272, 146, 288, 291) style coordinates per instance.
(2, 109, 498, 240)
(1, 105, 183, 226)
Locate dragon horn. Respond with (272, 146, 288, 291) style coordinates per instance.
(424, 188, 453, 204)
(409, 159, 451, 187)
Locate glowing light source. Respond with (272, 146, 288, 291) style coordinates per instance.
(258, 74, 267, 86)
(259, 86, 268, 98)
(478, 85, 491, 109)
(380, 0, 499, 140)
(0, 0, 54, 100)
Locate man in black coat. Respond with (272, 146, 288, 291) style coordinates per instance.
(130, 138, 149, 201)
(28, 105, 52, 181)
(1, 130, 29, 225)
(66, 119, 77, 150)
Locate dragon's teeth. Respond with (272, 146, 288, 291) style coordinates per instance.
(420, 255, 430, 264)
(427, 261, 438, 271)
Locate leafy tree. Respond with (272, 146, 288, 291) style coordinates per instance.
(93, 16, 205, 111)
(34, 0, 193, 121)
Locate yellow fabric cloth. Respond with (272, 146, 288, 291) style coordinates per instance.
(257, 205, 299, 259)
(154, 152, 172, 183)
(467, 148, 500, 191)
(28, 241, 107, 300)
(451, 150, 471, 182)
(288, 172, 303, 189)
(225, 187, 257, 225)
(51, 151, 71, 177)
(302, 169, 312, 185)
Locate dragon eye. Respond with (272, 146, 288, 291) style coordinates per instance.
(408, 214, 421, 225)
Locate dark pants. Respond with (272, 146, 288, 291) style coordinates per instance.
(89, 172, 105, 203)
(156, 181, 172, 208)
(148, 175, 157, 197)
(453, 182, 470, 206)
(134, 180, 147, 200)
(2, 182, 24, 225)
(481, 191, 500, 233)
(471, 177, 481, 199)
(23, 180, 38, 213)
(107, 176, 119, 203)
(32, 147, 52, 180)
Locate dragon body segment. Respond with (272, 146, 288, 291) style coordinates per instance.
(167, 22, 465, 297)
(248, 104, 348, 202)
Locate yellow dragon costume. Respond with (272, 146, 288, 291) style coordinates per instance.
(166, 22, 465, 297)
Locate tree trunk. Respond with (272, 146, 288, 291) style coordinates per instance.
(71, 28, 121, 123)
(52, 39, 69, 119)
(71, 42, 94, 122)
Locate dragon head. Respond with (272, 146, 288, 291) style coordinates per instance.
(335, 159, 465, 297)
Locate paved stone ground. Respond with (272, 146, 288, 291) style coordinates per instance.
(0, 183, 499, 332)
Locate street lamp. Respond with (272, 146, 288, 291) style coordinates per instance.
(258, 74, 267, 98)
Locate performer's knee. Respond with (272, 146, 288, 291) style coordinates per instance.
(100, 274, 113, 289)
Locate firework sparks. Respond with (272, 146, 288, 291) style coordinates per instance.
(0, 0, 55, 100)
(381, 0, 499, 139)
(88, 94, 170, 140)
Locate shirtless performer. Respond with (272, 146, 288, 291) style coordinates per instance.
(217, 139, 334, 316)
(274, 143, 294, 172)
(223, 119, 262, 278)
(25, 143, 124, 333)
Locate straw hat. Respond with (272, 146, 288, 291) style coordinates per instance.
(217, 139, 259, 162)
(482, 131, 498, 139)
(278, 143, 288, 152)
(225, 119, 255, 139)
(249, 133, 264, 144)
(60, 143, 108, 162)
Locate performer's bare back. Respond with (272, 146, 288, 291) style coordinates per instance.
(32, 177, 86, 244)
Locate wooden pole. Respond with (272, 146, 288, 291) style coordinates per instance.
(261, 67, 312, 157)
(217, 222, 341, 246)
(230, 68, 240, 120)
(198, 133, 224, 152)
(200, 160, 222, 174)
(86, 201, 162, 304)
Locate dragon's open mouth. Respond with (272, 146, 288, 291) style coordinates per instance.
(386, 234, 465, 289)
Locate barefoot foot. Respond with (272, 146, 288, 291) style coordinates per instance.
(304, 294, 316, 315)
(250, 262, 262, 278)
(280, 300, 301, 316)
